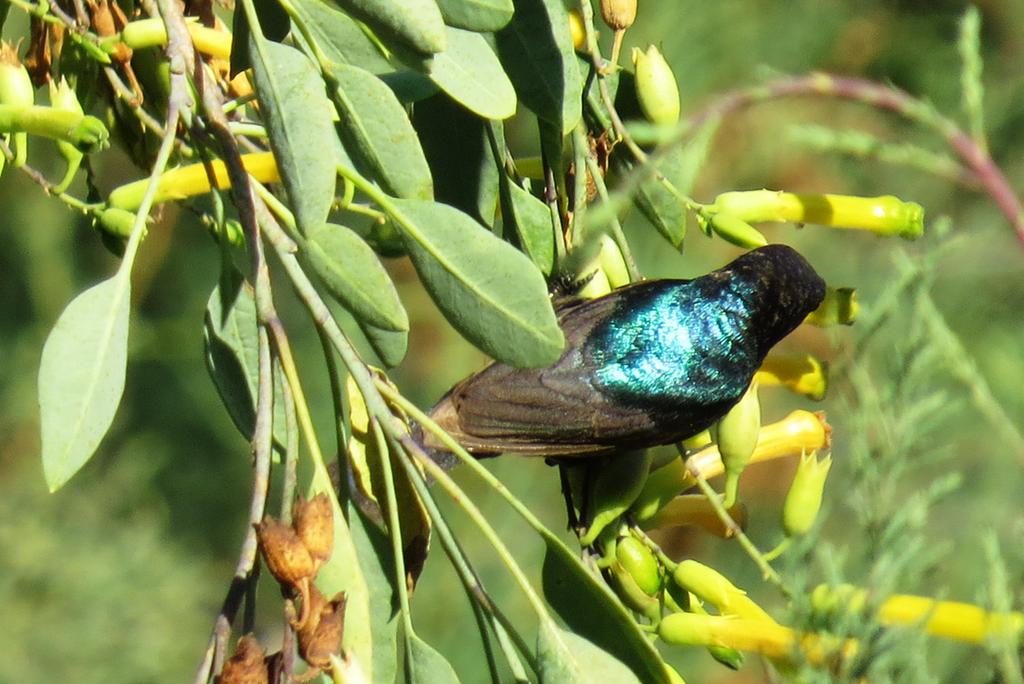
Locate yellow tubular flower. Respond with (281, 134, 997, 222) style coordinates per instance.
(711, 190, 924, 239)
(658, 612, 857, 666)
(108, 152, 280, 211)
(813, 584, 1024, 645)
(642, 493, 747, 537)
(756, 353, 829, 401)
(687, 410, 831, 485)
(120, 18, 233, 60)
(631, 411, 830, 524)
(805, 286, 859, 327)
(671, 560, 777, 623)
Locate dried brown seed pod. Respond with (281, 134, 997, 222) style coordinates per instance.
(293, 493, 334, 566)
(216, 634, 269, 684)
(255, 518, 315, 586)
(298, 592, 347, 669)
(600, 0, 637, 30)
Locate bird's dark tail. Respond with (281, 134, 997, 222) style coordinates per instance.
(410, 419, 463, 473)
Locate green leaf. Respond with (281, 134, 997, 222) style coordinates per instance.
(249, 39, 338, 236)
(288, 0, 393, 74)
(408, 633, 461, 683)
(379, 69, 439, 104)
(348, 502, 400, 684)
(203, 270, 289, 448)
(229, 0, 290, 75)
(309, 467, 374, 682)
(429, 26, 516, 120)
(360, 322, 409, 368)
(622, 119, 720, 248)
(495, 0, 581, 133)
(535, 620, 585, 683)
(332, 64, 434, 200)
(501, 180, 555, 276)
(541, 537, 672, 684)
(435, 0, 512, 31)
(330, 0, 446, 56)
(546, 627, 642, 684)
(38, 274, 129, 491)
(390, 199, 564, 367)
(305, 223, 409, 332)
(413, 92, 499, 226)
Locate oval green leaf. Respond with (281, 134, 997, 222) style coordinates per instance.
(413, 92, 499, 226)
(494, 0, 581, 133)
(541, 537, 673, 683)
(347, 502, 400, 684)
(305, 223, 409, 332)
(502, 180, 555, 275)
(39, 274, 129, 491)
(537, 624, 641, 684)
(429, 26, 516, 120)
(333, 63, 434, 200)
(360, 322, 409, 368)
(203, 270, 289, 448)
(249, 39, 338, 236)
(435, 0, 512, 31)
(390, 199, 564, 368)
(288, 0, 393, 74)
(330, 0, 446, 56)
(409, 633, 461, 683)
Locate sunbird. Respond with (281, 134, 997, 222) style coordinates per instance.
(427, 244, 825, 458)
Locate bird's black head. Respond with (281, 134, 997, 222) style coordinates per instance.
(719, 244, 826, 355)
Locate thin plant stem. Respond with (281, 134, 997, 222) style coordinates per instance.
(678, 445, 785, 589)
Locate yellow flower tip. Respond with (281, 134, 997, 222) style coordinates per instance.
(805, 286, 858, 327)
(756, 354, 829, 400)
(568, 9, 586, 52)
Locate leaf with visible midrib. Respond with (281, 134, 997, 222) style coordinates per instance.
(305, 223, 409, 332)
(390, 199, 564, 368)
(331, 0, 446, 56)
(203, 270, 288, 446)
(495, 0, 581, 133)
(332, 63, 434, 200)
(408, 633, 461, 683)
(429, 26, 517, 121)
(39, 274, 130, 491)
(309, 467, 374, 682)
(435, 0, 512, 32)
(541, 536, 673, 683)
(249, 39, 337, 236)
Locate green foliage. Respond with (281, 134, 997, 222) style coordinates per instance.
(38, 273, 129, 491)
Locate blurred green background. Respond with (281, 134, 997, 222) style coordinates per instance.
(2, 1, 1024, 681)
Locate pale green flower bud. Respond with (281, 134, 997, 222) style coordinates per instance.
(782, 450, 832, 537)
(632, 45, 680, 126)
(715, 380, 761, 507)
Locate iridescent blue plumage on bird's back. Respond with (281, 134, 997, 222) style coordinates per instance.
(428, 244, 826, 457)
